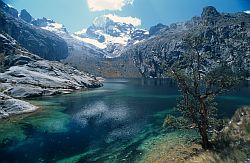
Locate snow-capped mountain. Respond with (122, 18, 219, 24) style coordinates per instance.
(73, 14, 149, 58)
(17, 9, 149, 58)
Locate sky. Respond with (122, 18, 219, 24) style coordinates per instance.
(2, 0, 250, 32)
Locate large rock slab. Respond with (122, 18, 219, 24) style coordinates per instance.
(0, 93, 38, 119)
(0, 60, 103, 98)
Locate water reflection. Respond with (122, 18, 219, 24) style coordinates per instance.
(73, 100, 129, 128)
(140, 78, 177, 87)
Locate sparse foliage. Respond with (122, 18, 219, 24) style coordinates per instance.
(166, 32, 246, 149)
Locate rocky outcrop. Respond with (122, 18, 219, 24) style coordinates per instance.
(201, 6, 220, 18)
(19, 9, 33, 23)
(0, 60, 103, 98)
(0, 93, 38, 119)
(0, 32, 102, 98)
(149, 23, 168, 36)
(123, 6, 250, 78)
(221, 106, 250, 142)
(0, 1, 68, 61)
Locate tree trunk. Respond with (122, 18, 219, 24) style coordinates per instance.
(199, 98, 210, 149)
(199, 125, 209, 149)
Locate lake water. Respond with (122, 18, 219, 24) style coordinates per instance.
(0, 79, 249, 163)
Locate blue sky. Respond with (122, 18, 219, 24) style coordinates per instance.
(3, 0, 250, 32)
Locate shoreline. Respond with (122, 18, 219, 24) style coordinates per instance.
(0, 85, 103, 120)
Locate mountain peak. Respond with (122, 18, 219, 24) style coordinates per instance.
(73, 14, 148, 58)
(93, 14, 141, 27)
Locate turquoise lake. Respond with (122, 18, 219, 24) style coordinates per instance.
(0, 79, 249, 162)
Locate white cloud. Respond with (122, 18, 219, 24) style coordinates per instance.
(104, 14, 141, 26)
(87, 0, 134, 11)
(244, 10, 250, 14)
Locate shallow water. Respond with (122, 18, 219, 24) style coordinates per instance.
(0, 79, 249, 163)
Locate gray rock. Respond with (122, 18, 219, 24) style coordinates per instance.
(0, 93, 38, 119)
(0, 60, 103, 97)
(5, 86, 44, 98)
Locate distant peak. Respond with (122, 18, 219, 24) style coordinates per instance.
(201, 6, 220, 19)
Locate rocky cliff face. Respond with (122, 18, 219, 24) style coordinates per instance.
(123, 6, 250, 78)
(19, 9, 33, 23)
(0, 1, 68, 61)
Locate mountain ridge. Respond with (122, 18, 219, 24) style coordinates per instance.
(2, 2, 249, 79)
(121, 6, 250, 78)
